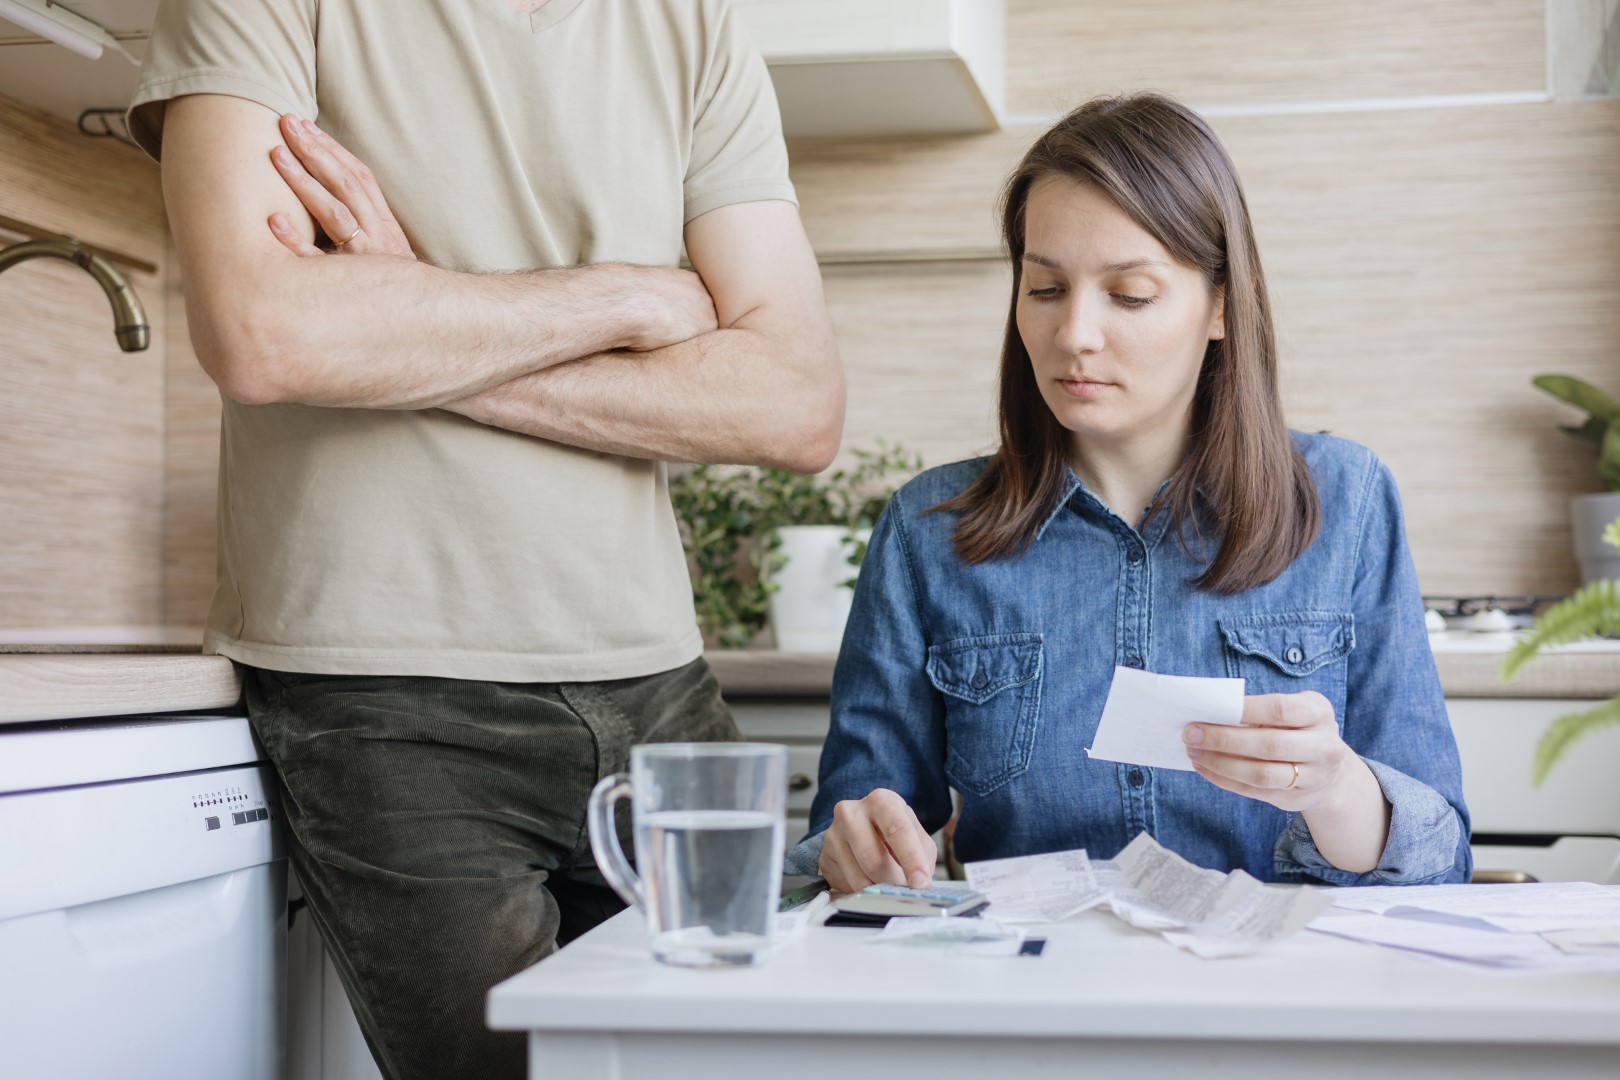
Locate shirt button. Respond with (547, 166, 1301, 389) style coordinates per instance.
(1125, 655, 1143, 669)
(1285, 646, 1305, 664)
(1128, 769, 1145, 788)
(1127, 545, 1144, 563)
(970, 671, 989, 691)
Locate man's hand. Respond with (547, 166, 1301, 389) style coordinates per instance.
(264, 114, 719, 354)
(619, 265, 719, 353)
(818, 788, 937, 894)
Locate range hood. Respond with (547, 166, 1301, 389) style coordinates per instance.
(735, 0, 1005, 138)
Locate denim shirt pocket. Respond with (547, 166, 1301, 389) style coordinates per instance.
(925, 633, 1043, 796)
(1218, 612, 1355, 715)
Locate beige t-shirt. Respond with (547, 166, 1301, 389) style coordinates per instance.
(129, 0, 796, 681)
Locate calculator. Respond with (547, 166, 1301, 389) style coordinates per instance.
(832, 881, 989, 919)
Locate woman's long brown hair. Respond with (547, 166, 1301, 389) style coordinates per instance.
(935, 93, 1319, 593)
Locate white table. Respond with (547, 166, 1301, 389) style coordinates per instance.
(487, 908, 1620, 1079)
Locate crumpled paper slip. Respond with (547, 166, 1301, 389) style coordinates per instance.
(963, 848, 1109, 923)
(1110, 833, 1332, 958)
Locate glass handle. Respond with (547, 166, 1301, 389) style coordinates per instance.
(586, 773, 644, 913)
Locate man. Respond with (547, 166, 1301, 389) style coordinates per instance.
(127, 1, 843, 1077)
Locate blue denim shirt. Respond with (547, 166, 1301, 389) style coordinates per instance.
(786, 433, 1471, 886)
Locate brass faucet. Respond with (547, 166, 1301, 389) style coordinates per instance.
(0, 239, 150, 352)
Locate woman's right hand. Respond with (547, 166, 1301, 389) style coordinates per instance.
(818, 788, 937, 893)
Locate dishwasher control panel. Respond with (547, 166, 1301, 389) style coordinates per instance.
(0, 763, 284, 921)
(192, 780, 274, 831)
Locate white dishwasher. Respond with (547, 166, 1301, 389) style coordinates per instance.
(0, 713, 286, 1080)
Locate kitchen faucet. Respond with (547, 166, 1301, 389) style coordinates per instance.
(0, 238, 150, 352)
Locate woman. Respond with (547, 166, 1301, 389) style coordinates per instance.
(263, 93, 1470, 892)
(789, 94, 1469, 892)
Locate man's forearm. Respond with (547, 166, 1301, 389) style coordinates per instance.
(158, 94, 720, 411)
(442, 325, 845, 473)
(193, 256, 702, 410)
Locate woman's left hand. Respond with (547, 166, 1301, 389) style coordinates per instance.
(266, 114, 416, 260)
(1183, 691, 1361, 813)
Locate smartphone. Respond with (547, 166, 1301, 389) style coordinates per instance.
(779, 875, 830, 911)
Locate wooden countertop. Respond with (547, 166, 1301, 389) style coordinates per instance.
(3, 642, 1617, 725)
(0, 653, 243, 724)
(708, 647, 1620, 700)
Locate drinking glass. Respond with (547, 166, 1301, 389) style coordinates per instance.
(587, 742, 787, 967)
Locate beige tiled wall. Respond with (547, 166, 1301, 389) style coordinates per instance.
(2, 0, 1617, 629)
(793, 0, 1620, 597)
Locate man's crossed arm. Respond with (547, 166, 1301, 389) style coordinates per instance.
(160, 94, 844, 472)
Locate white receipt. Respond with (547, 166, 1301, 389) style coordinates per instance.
(963, 849, 1109, 923)
(1309, 912, 1620, 974)
(866, 916, 1028, 956)
(1330, 881, 1620, 934)
(1086, 666, 1246, 772)
(1111, 833, 1331, 958)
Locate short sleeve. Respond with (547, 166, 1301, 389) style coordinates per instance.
(683, 0, 797, 223)
(127, 0, 318, 162)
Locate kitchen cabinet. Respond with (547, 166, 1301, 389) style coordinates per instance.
(0, 1, 154, 123)
(286, 875, 386, 1080)
(730, 699, 831, 844)
(1448, 697, 1620, 883)
(733, 0, 1005, 137)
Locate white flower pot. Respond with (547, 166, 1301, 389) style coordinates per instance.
(1572, 492, 1620, 584)
(768, 525, 867, 653)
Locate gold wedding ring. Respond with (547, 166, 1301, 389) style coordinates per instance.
(332, 225, 362, 249)
(1285, 762, 1300, 791)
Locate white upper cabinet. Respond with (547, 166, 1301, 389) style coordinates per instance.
(735, 0, 1006, 138)
(0, 1, 154, 126)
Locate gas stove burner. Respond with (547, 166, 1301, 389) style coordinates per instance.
(1421, 596, 1562, 617)
(1420, 596, 1564, 634)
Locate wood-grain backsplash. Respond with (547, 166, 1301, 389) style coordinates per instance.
(1, 0, 1615, 632)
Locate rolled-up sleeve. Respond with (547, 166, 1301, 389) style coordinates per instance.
(1275, 456, 1472, 885)
(783, 492, 952, 874)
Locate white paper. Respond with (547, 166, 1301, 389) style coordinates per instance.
(963, 849, 1108, 923)
(1309, 911, 1620, 974)
(865, 915, 1028, 956)
(1111, 833, 1332, 957)
(1331, 881, 1620, 933)
(774, 891, 831, 941)
(1543, 927, 1620, 955)
(1086, 666, 1246, 772)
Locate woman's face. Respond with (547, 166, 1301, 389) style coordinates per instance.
(1016, 176, 1225, 456)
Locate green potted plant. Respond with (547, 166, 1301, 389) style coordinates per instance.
(1532, 374, 1620, 583)
(1500, 516, 1620, 784)
(670, 441, 921, 650)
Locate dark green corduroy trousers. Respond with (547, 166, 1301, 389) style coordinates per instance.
(244, 657, 739, 1080)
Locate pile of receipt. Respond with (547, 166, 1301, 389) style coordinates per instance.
(1310, 882, 1620, 973)
(901, 833, 1334, 959)
(872, 832, 1620, 971)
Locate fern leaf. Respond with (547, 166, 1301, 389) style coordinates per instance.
(1500, 579, 1620, 682)
(1534, 697, 1620, 785)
